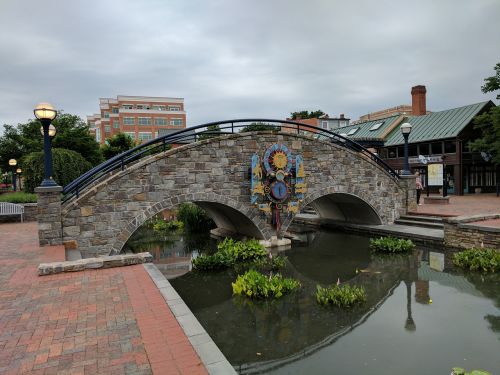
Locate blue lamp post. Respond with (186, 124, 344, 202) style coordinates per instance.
(34, 103, 58, 187)
(400, 122, 412, 175)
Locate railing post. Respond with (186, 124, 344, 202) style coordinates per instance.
(162, 138, 166, 152)
(296, 124, 300, 134)
(231, 122, 234, 133)
(121, 157, 124, 171)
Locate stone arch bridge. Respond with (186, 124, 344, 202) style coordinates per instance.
(36, 121, 414, 258)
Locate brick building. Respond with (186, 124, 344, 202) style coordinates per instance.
(87, 96, 186, 144)
(285, 113, 350, 133)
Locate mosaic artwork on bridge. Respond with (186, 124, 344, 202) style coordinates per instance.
(251, 143, 307, 232)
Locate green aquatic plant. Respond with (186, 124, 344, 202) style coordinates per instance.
(232, 269, 300, 299)
(192, 238, 269, 271)
(316, 283, 366, 307)
(453, 248, 499, 273)
(369, 236, 415, 254)
(452, 367, 492, 375)
(152, 219, 184, 233)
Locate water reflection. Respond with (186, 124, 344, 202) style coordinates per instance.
(124, 228, 500, 375)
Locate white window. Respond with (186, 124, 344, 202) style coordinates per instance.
(138, 117, 152, 125)
(138, 132, 153, 141)
(347, 128, 359, 136)
(370, 122, 383, 131)
(170, 118, 183, 126)
(103, 111, 109, 118)
(122, 105, 133, 110)
(95, 128, 101, 142)
(168, 106, 181, 111)
(113, 120, 120, 129)
(155, 118, 167, 126)
(104, 126, 111, 133)
(152, 105, 166, 111)
(123, 117, 135, 125)
(339, 121, 347, 127)
(321, 121, 328, 130)
(111, 107, 119, 114)
(125, 132, 136, 139)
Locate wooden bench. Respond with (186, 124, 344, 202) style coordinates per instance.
(0, 202, 24, 222)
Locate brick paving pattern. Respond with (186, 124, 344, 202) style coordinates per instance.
(0, 222, 208, 375)
(410, 193, 500, 217)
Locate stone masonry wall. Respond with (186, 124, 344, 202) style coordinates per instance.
(36, 187, 63, 246)
(61, 132, 408, 257)
(444, 214, 500, 249)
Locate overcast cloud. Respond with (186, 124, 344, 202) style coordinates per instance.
(0, 0, 499, 132)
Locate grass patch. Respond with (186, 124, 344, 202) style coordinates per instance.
(0, 192, 37, 203)
(232, 269, 300, 299)
(369, 236, 415, 254)
(453, 248, 499, 273)
(316, 284, 366, 307)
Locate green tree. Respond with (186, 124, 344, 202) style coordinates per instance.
(290, 110, 325, 120)
(177, 202, 215, 232)
(21, 148, 93, 192)
(0, 113, 103, 170)
(198, 124, 221, 140)
(470, 63, 500, 166)
(240, 122, 280, 132)
(101, 132, 137, 159)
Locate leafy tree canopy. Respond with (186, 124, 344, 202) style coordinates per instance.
(22, 148, 93, 192)
(470, 63, 500, 167)
(290, 110, 325, 120)
(198, 124, 222, 140)
(481, 62, 500, 99)
(101, 132, 137, 159)
(240, 122, 280, 132)
(0, 113, 103, 170)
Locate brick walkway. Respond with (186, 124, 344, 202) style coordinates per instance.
(410, 193, 500, 229)
(0, 222, 208, 375)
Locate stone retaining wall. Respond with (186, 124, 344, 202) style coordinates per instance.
(443, 214, 500, 249)
(0, 203, 38, 223)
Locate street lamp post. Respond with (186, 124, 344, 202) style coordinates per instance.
(34, 103, 58, 187)
(8, 159, 17, 191)
(400, 122, 413, 175)
(16, 168, 22, 191)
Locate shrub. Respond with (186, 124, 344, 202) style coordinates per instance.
(316, 284, 366, 307)
(232, 269, 300, 299)
(177, 202, 215, 232)
(453, 248, 499, 273)
(369, 236, 415, 253)
(22, 148, 92, 193)
(152, 219, 184, 233)
(234, 254, 288, 274)
(0, 192, 37, 203)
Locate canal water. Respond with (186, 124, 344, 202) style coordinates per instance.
(124, 227, 500, 375)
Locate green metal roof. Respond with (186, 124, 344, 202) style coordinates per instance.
(384, 101, 492, 146)
(332, 115, 401, 140)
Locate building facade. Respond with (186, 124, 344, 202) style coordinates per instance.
(334, 86, 497, 195)
(285, 113, 350, 133)
(87, 96, 186, 144)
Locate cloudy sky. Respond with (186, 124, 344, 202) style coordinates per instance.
(0, 0, 499, 132)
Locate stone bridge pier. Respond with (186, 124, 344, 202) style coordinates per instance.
(36, 132, 415, 258)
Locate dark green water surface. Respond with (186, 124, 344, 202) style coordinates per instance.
(125, 228, 500, 375)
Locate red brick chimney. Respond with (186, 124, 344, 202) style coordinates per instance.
(411, 85, 427, 116)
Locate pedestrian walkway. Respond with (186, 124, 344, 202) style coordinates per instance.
(0, 222, 208, 375)
(410, 193, 500, 228)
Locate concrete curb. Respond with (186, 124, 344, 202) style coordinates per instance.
(142, 263, 237, 375)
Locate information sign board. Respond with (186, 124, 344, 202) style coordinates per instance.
(428, 164, 443, 186)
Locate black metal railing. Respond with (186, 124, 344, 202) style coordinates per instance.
(62, 119, 399, 202)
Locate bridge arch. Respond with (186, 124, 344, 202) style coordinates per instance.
(59, 129, 410, 257)
(109, 194, 266, 255)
